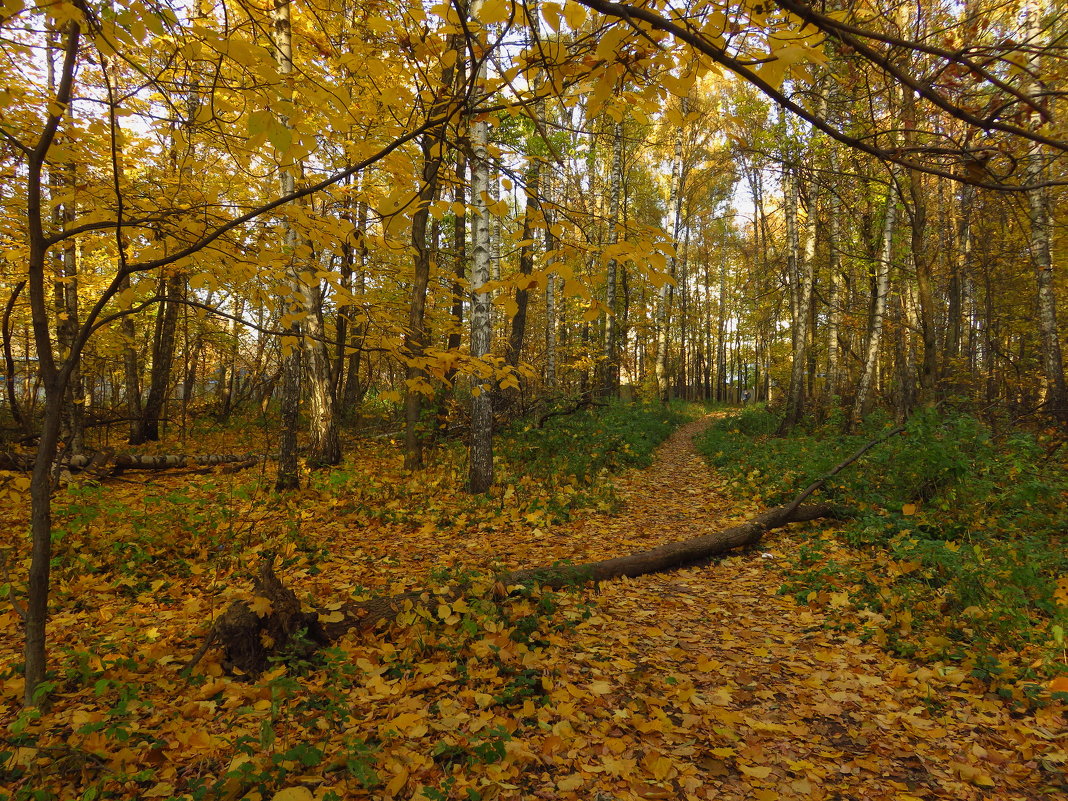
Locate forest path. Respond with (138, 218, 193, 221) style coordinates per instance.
(533, 413, 1063, 801)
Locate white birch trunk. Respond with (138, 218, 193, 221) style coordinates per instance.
(603, 121, 623, 397)
(468, 1, 494, 492)
(655, 103, 686, 401)
(849, 180, 897, 430)
(1023, 0, 1068, 421)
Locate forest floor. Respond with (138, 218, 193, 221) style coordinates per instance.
(0, 414, 1065, 801)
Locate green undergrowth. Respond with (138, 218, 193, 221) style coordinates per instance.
(323, 399, 694, 531)
(497, 400, 692, 485)
(697, 405, 1068, 702)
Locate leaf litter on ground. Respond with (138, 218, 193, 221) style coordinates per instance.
(0, 410, 1064, 801)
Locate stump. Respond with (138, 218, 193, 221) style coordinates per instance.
(212, 556, 328, 676)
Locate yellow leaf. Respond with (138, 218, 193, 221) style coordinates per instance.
(562, 278, 588, 299)
(272, 787, 313, 801)
(249, 596, 273, 616)
(588, 680, 612, 694)
(646, 755, 674, 781)
(385, 767, 409, 796)
(499, 295, 519, 317)
(562, 3, 587, 29)
(557, 775, 583, 791)
(740, 764, 772, 779)
(541, 1, 562, 33)
(902, 503, 918, 515)
(480, 0, 512, 25)
(789, 777, 814, 794)
(319, 610, 344, 623)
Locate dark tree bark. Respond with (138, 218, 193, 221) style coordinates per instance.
(23, 22, 81, 705)
(404, 31, 463, 469)
(131, 273, 182, 444)
(3, 282, 29, 434)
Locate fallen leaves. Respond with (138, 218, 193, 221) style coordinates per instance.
(0, 416, 1064, 801)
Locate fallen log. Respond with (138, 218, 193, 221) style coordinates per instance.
(192, 502, 833, 676)
(506, 502, 833, 586)
(0, 450, 262, 475)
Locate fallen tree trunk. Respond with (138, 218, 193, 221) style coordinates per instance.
(505, 502, 833, 586)
(193, 502, 833, 676)
(0, 450, 261, 474)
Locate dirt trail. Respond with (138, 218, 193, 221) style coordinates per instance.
(534, 415, 1065, 801)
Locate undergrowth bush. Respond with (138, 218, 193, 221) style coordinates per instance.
(323, 399, 694, 530)
(697, 405, 1068, 700)
(498, 400, 691, 482)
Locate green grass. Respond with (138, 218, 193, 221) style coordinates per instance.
(697, 405, 1068, 700)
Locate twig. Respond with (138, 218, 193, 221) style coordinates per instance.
(537, 395, 606, 428)
(180, 627, 216, 679)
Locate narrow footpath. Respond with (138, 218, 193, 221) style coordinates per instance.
(528, 415, 1065, 801)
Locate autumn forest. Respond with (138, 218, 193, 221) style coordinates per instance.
(0, 0, 1066, 799)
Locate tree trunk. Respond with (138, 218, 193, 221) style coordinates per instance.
(404, 34, 461, 469)
(601, 121, 623, 398)
(946, 181, 971, 374)
(53, 170, 85, 454)
(779, 166, 813, 432)
(826, 170, 842, 403)
(272, 0, 300, 490)
(302, 280, 340, 467)
(118, 273, 142, 441)
(906, 167, 938, 400)
(0, 450, 259, 473)
(444, 153, 467, 389)
(132, 273, 182, 443)
(848, 179, 896, 432)
(544, 169, 558, 388)
(3, 282, 28, 433)
(656, 104, 686, 402)
(341, 202, 369, 416)
(24, 20, 81, 706)
(505, 15, 545, 382)
(468, 16, 494, 494)
(1024, 0, 1068, 422)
